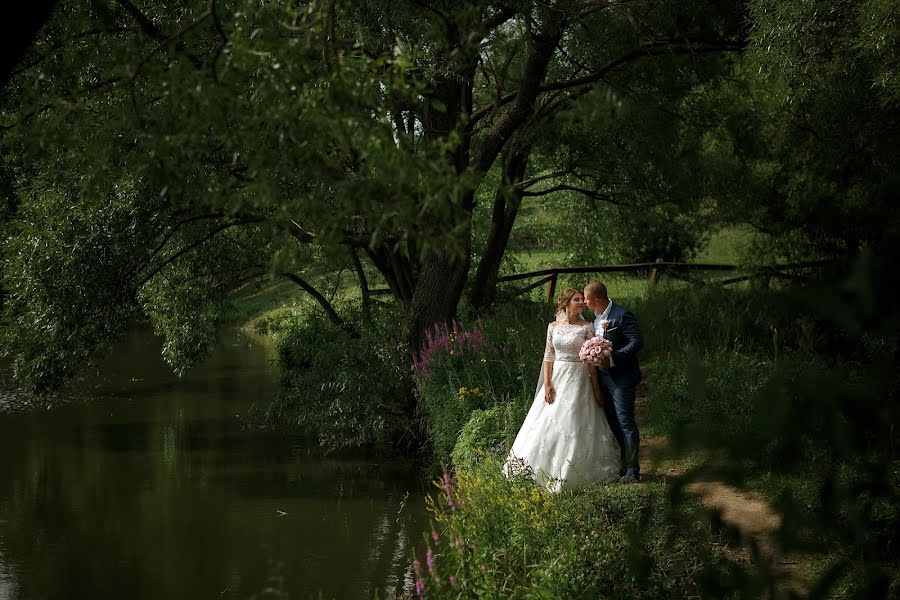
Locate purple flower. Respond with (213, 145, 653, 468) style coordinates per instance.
(413, 558, 422, 578)
(413, 319, 487, 375)
(426, 547, 436, 572)
(449, 574, 458, 587)
(431, 529, 440, 543)
(415, 578, 425, 598)
(442, 471, 456, 510)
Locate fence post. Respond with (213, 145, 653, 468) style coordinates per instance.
(545, 272, 558, 304)
(649, 258, 665, 287)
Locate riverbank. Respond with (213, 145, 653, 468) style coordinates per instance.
(228, 246, 898, 597)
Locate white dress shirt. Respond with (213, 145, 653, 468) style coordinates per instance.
(594, 300, 615, 367)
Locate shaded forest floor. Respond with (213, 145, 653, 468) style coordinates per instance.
(641, 433, 808, 595)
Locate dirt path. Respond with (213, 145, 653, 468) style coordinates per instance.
(642, 436, 807, 595)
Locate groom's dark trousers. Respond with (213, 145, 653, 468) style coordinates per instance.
(595, 303, 643, 477)
(600, 379, 639, 476)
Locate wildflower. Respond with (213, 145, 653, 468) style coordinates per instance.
(449, 575, 458, 587)
(442, 471, 456, 510)
(432, 529, 440, 543)
(415, 578, 425, 598)
(426, 547, 436, 572)
(413, 558, 422, 578)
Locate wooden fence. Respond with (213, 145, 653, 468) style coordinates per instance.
(497, 258, 834, 303)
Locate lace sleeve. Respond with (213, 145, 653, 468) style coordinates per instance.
(543, 323, 555, 362)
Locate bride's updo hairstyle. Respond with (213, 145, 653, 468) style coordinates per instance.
(555, 288, 582, 317)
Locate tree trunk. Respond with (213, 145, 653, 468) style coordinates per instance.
(348, 247, 371, 321)
(408, 227, 472, 354)
(469, 146, 529, 309)
(365, 241, 415, 310)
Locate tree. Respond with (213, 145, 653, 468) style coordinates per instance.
(689, 0, 900, 262)
(1, 0, 744, 390)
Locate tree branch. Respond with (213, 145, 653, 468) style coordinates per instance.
(208, 0, 229, 80)
(137, 216, 263, 288)
(279, 271, 360, 337)
(348, 246, 371, 320)
(471, 20, 564, 174)
(11, 27, 134, 77)
(145, 211, 228, 266)
(128, 7, 212, 79)
(521, 183, 625, 204)
(469, 39, 745, 126)
(276, 220, 316, 244)
(0, 75, 123, 131)
(482, 5, 517, 33)
(516, 170, 575, 190)
(114, 0, 167, 41)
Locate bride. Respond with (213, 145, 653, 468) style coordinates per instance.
(503, 288, 621, 492)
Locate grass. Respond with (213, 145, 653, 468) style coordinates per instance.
(693, 225, 758, 264)
(225, 270, 366, 334)
(417, 459, 737, 599)
(225, 279, 304, 326)
(228, 224, 750, 334)
(504, 249, 563, 272)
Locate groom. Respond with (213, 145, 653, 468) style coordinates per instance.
(584, 281, 644, 483)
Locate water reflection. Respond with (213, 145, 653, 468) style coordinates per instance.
(0, 329, 425, 599)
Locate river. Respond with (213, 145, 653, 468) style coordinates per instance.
(0, 329, 426, 600)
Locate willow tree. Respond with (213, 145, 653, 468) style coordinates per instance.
(1, 0, 743, 389)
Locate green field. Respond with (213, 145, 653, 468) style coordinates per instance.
(229, 225, 754, 328)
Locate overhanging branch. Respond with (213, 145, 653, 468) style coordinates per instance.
(522, 184, 612, 201)
(137, 216, 263, 287)
(279, 271, 360, 337)
(469, 39, 745, 127)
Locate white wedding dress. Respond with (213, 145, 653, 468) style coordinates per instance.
(503, 321, 621, 492)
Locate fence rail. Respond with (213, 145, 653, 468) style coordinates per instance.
(498, 258, 834, 302)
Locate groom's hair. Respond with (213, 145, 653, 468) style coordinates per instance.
(585, 281, 608, 300)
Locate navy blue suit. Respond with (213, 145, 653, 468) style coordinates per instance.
(594, 302, 643, 476)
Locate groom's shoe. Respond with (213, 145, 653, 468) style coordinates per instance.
(618, 472, 640, 484)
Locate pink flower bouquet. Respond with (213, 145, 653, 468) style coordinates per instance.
(579, 336, 613, 367)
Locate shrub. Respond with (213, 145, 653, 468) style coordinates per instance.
(411, 460, 734, 599)
(414, 300, 548, 465)
(248, 302, 417, 452)
(450, 402, 519, 470)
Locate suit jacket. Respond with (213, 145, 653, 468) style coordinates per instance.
(595, 301, 643, 388)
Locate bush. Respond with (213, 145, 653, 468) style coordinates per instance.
(414, 300, 548, 466)
(248, 302, 417, 452)
(645, 349, 771, 437)
(450, 403, 519, 470)
(411, 460, 735, 599)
